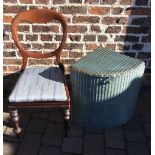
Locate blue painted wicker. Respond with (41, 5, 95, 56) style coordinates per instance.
(70, 47, 145, 128)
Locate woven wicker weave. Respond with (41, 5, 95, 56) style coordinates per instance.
(70, 47, 145, 128)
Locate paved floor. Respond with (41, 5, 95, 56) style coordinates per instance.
(3, 74, 151, 155)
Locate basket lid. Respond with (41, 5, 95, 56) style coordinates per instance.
(71, 47, 145, 77)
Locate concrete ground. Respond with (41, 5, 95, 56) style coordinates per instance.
(3, 74, 151, 155)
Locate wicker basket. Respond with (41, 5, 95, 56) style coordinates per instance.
(70, 47, 145, 128)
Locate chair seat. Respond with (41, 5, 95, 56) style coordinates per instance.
(9, 67, 67, 103)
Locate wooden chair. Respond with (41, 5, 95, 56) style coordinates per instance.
(8, 9, 70, 137)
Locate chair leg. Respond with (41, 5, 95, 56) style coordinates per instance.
(10, 109, 21, 138)
(64, 107, 70, 137)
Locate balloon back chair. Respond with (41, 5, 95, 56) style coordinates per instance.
(8, 9, 70, 137)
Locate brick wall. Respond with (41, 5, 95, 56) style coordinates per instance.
(3, 0, 151, 75)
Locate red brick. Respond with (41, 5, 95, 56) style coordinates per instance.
(84, 35, 96, 42)
(3, 66, 7, 73)
(32, 43, 42, 50)
(35, 0, 50, 4)
(131, 17, 148, 25)
(69, 51, 84, 58)
(106, 44, 116, 50)
(61, 51, 69, 58)
(3, 34, 10, 40)
(4, 0, 17, 3)
(3, 51, 16, 57)
(115, 35, 139, 42)
(68, 25, 87, 33)
(98, 35, 108, 42)
(123, 52, 136, 57)
(132, 44, 144, 50)
(4, 42, 17, 49)
(65, 43, 83, 50)
(142, 35, 151, 42)
(135, 0, 149, 6)
(120, 0, 132, 5)
(26, 34, 38, 41)
(70, 0, 82, 3)
(22, 43, 31, 50)
(3, 59, 22, 65)
(19, 0, 33, 3)
(53, 0, 66, 4)
(125, 7, 151, 15)
(103, 0, 116, 4)
(117, 44, 130, 51)
(28, 59, 53, 65)
(60, 6, 87, 14)
(41, 34, 53, 41)
(43, 43, 57, 49)
(105, 26, 121, 33)
(55, 35, 63, 41)
(122, 26, 149, 34)
(112, 8, 123, 15)
(3, 5, 27, 14)
(102, 17, 128, 25)
(89, 7, 110, 15)
(85, 0, 99, 4)
(4, 24, 11, 32)
(32, 25, 59, 33)
(137, 52, 151, 59)
(86, 43, 98, 50)
(91, 25, 101, 33)
(73, 16, 100, 23)
(7, 66, 21, 72)
(18, 25, 30, 32)
(69, 35, 81, 41)
(3, 15, 13, 23)
(62, 58, 75, 65)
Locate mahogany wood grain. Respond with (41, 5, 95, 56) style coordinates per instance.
(9, 9, 70, 137)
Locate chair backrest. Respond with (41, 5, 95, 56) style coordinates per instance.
(11, 9, 67, 70)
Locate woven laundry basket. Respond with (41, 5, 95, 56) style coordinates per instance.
(70, 47, 145, 128)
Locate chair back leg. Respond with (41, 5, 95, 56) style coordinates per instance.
(64, 103, 70, 137)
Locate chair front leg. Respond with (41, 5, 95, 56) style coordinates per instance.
(10, 109, 21, 138)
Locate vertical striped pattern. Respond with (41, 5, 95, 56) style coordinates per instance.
(9, 67, 67, 103)
(70, 48, 145, 128)
(71, 47, 144, 77)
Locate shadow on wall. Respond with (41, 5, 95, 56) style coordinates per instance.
(120, 0, 150, 73)
(123, 1, 150, 54)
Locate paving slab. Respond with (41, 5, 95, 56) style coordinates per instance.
(105, 127, 125, 149)
(62, 136, 83, 154)
(127, 142, 149, 155)
(16, 133, 42, 155)
(144, 123, 151, 138)
(39, 146, 61, 155)
(42, 123, 63, 146)
(125, 131, 146, 143)
(105, 148, 126, 155)
(27, 118, 47, 134)
(32, 112, 49, 119)
(83, 133, 104, 155)
(85, 127, 104, 133)
(68, 124, 84, 137)
(49, 112, 64, 123)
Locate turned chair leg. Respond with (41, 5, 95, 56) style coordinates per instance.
(10, 109, 21, 138)
(64, 106, 70, 137)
